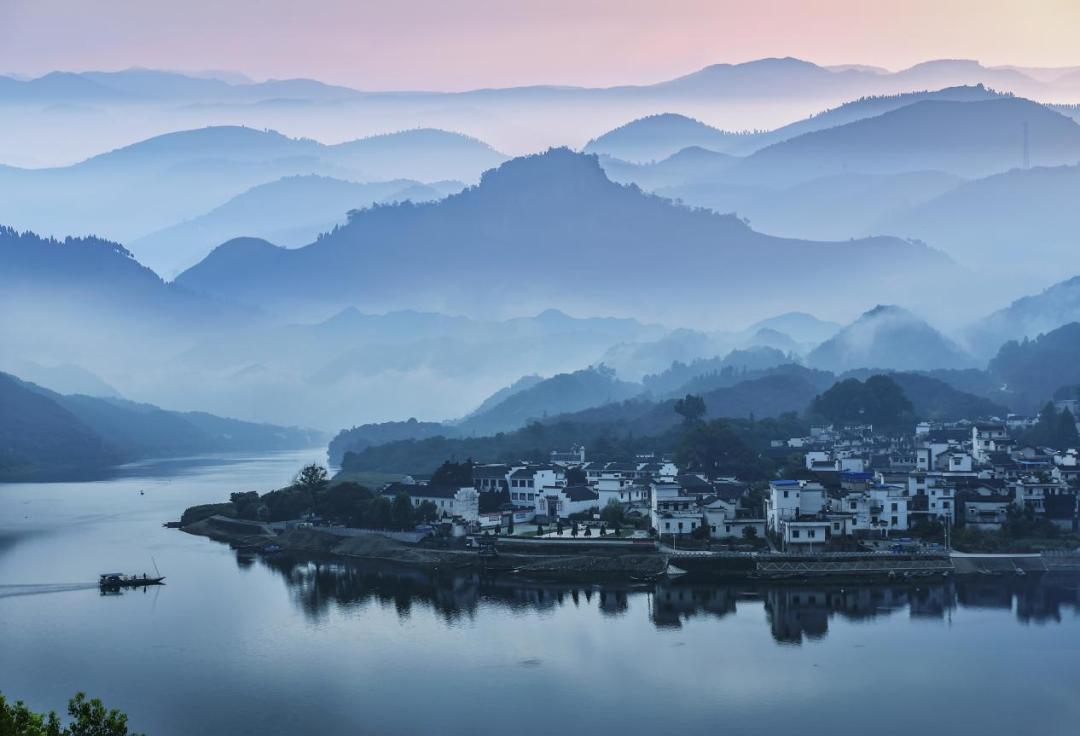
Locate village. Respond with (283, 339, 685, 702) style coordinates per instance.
(371, 407, 1080, 555)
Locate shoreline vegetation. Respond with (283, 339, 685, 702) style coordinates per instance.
(0, 692, 138, 736)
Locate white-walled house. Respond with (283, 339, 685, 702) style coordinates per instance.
(765, 480, 827, 530)
(596, 473, 648, 508)
(704, 498, 765, 540)
(653, 494, 703, 537)
(537, 485, 598, 520)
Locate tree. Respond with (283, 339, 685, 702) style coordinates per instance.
(571, 522, 579, 538)
(583, 526, 592, 537)
(1, 692, 141, 736)
(507, 515, 515, 535)
(809, 376, 914, 431)
(391, 492, 415, 530)
(294, 464, 328, 518)
(322, 482, 374, 525)
(367, 496, 393, 529)
(600, 499, 626, 526)
(431, 459, 474, 487)
(415, 500, 439, 523)
(742, 525, 758, 540)
(1056, 408, 1080, 449)
(677, 420, 768, 480)
(674, 394, 706, 425)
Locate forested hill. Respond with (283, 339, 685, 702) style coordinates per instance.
(0, 372, 323, 481)
(175, 148, 956, 322)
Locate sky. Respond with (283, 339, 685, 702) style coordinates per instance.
(2, 0, 1080, 90)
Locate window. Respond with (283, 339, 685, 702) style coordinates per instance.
(792, 529, 800, 538)
(891, 502, 898, 511)
(891, 516, 898, 526)
(808, 530, 816, 538)
(783, 490, 789, 498)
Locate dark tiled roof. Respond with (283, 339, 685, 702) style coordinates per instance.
(563, 485, 599, 502)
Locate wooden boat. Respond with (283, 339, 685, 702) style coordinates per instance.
(98, 572, 165, 588)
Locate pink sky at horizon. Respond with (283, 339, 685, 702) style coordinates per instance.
(3, 0, 1079, 91)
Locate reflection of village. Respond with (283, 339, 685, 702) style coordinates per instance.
(248, 553, 1079, 642)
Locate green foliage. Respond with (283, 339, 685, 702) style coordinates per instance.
(391, 492, 415, 530)
(0, 692, 140, 736)
(600, 499, 626, 526)
(1024, 402, 1080, 449)
(290, 463, 329, 519)
(809, 375, 914, 430)
(988, 324, 1080, 411)
(367, 496, 393, 529)
(415, 500, 439, 522)
(676, 420, 771, 480)
(321, 482, 374, 526)
(674, 394, 706, 424)
(691, 524, 711, 540)
(229, 491, 265, 520)
(180, 502, 236, 525)
(431, 459, 474, 487)
(742, 525, 758, 540)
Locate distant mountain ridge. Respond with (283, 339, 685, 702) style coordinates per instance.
(0, 125, 506, 261)
(808, 305, 975, 373)
(174, 148, 959, 324)
(584, 113, 746, 162)
(965, 274, 1080, 357)
(732, 98, 1080, 185)
(0, 371, 321, 481)
(129, 174, 464, 277)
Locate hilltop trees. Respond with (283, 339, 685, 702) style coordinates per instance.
(674, 394, 706, 425)
(676, 419, 770, 480)
(294, 463, 329, 517)
(809, 375, 914, 430)
(1026, 402, 1080, 449)
(431, 458, 474, 487)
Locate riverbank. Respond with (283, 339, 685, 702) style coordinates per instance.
(181, 516, 1080, 583)
(182, 517, 669, 580)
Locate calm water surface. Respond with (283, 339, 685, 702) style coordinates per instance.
(2, 451, 1079, 736)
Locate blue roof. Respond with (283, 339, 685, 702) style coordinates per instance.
(771, 480, 800, 486)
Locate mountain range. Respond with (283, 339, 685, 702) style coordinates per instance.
(174, 148, 957, 324)
(0, 126, 504, 264)
(0, 371, 321, 481)
(807, 305, 975, 373)
(128, 175, 465, 277)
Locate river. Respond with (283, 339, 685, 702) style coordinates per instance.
(1, 451, 1078, 736)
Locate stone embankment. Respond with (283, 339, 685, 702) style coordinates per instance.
(182, 516, 668, 579)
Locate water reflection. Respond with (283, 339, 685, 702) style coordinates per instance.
(254, 552, 1080, 642)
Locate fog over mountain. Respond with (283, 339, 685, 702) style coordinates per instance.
(175, 148, 958, 325)
(584, 114, 747, 163)
(6, 58, 1080, 168)
(964, 275, 1080, 358)
(129, 175, 465, 277)
(6, 61, 1080, 439)
(880, 164, 1080, 278)
(807, 305, 976, 373)
(0, 126, 503, 268)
